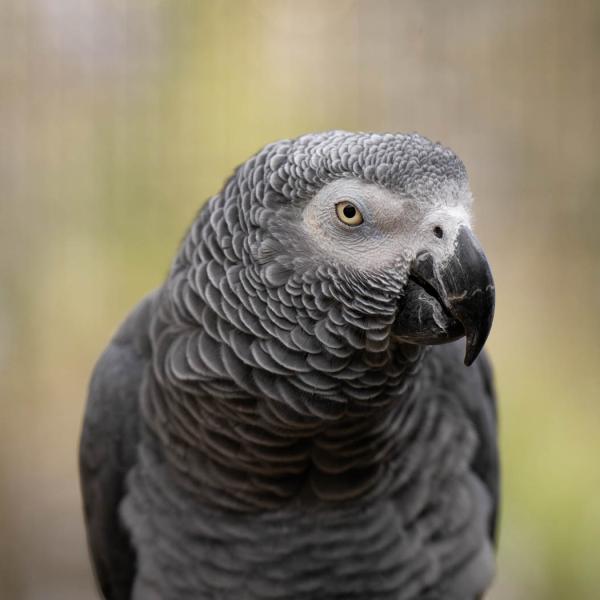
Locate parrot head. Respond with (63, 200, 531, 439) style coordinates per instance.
(249, 131, 495, 366)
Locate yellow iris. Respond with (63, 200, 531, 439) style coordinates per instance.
(335, 201, 364, 226)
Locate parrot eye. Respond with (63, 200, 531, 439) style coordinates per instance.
(335, 201, 364, 226)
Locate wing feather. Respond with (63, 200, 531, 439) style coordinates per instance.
(79, 292, 156, 599)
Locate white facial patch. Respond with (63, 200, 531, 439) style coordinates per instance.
(302, 178, 473, 271)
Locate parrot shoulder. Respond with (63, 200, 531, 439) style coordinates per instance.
(433, 341, 500, 544)
(79, 290, 157, 599)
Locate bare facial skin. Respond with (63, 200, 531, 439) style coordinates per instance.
(302, 178, 473, 272)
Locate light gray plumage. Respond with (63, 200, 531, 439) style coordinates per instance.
(80, 131, 499, 600)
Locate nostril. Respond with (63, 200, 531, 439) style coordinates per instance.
(433, 226, 444, 239)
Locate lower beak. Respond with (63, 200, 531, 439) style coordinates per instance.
(409, 226, 495, 366)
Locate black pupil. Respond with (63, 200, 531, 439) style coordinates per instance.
(343, 204, 356, 219)
(434, 226, 443, 238)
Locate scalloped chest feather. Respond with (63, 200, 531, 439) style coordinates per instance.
(120, 360, 495, 600)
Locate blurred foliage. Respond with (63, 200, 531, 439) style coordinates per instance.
(1, 1, 599, 599)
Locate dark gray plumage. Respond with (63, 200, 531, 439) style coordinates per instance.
(80, 131, 499, 600)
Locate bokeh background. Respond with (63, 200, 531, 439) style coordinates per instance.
(1, 1, 599, 598)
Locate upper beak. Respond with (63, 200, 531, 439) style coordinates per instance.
(410, 226, 495, 366)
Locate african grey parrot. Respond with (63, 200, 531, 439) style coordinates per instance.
(80, 131, 498, 600)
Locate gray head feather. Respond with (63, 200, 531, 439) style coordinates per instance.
(157, 132, 472, 422)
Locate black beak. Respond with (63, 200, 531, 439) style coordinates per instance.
(409, 226, 495, 366)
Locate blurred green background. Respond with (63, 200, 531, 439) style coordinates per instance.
(1, 1, 599, 598)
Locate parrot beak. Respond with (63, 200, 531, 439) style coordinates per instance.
(408, 226, 495, 366)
